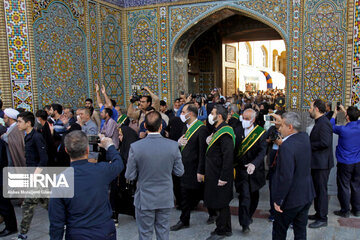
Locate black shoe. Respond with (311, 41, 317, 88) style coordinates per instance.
(211, 230, 232, 236)
(242, 226, 250, 234)
(207, 216, 217, 224)
(308, 221, 327, 228)
(0, 229, 18, 237)
(170, 221, 189, 231)
(334, 210, 350, 218)
(206, 234, 225, 240)
(308, 214, 317, 220)
(352, 210, 360, 217)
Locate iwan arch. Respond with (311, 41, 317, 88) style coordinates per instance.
(0, 0, 358, 111)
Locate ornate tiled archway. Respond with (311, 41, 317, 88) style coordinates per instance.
(169, 2, 290, 102)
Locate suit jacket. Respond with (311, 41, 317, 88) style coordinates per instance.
(234, 124, 267, 192)
(228, 117, 241, 129)
(272, 132, 315, 209)
(49, 146, 124, 240)
(125, 133, 184, 210)
(310, 115, 334, 169)
(180, 124, 208, 189)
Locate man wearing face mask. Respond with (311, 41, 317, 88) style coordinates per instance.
(171, 103, 216, 231)
(198, 105, 235, 240)
(233, 108, 267, 234)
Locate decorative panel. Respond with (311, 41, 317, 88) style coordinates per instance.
(301, 1, 347, 108)
(128, 8, 160, 95)
(88, 1, 100, 95)
(4, 0, 34, 110)
(225, 67, 236, 96)
(33, 1, 88, 107)
(235, 0, 288, 36)
(352, 0, 360, 108)
(159, 7, 169, 100)
(101, 5, 125, 106)
(288, 0, 301, 109)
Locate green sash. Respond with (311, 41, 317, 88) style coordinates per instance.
(206, 125, 236, 153)
(232, 113, 240, 120)
(237, 125, 265, 158)
(117, 114, 128, 125)
(181, 120, 204, 152)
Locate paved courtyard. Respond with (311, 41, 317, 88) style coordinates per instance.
(1, 184, 360, 240)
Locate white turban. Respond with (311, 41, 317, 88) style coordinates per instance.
(4, 108, 19, 120)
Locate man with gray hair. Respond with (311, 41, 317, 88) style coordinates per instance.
(227, 104, 241, 129)
(234, 108, 267, 233)
(49, 130, 124, 240)
(272, 112, 315, 239)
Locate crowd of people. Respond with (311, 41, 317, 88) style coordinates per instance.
(0, 85, 359, 240)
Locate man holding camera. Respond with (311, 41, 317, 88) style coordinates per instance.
(265, 111, 285, 221)
(233, 108, 267, 234)
(127, 86, 160, 131)
(49, 131, 124, 240)
(331, 105, 360, 217)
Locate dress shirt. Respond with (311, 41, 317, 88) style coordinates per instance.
(244, 125, 254, 137)
(186, 119, 197, 129)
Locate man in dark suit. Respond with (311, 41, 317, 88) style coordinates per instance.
(125, 111, 184, 240)
(49, 131, 124, 240)
(272, 112, 315, 240)
(308, 99, 334, 228)
(234, 108, 267, 233)
(198, 105, 235, 240)
(171, 103, 215, 231)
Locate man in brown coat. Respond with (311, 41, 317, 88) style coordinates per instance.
(0, 108, 25, 167)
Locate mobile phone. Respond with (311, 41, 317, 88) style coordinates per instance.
(337, 102, 341, 111)
(264, 115, 274, 122)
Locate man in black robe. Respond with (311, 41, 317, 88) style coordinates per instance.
(171, 103, 215, 231)
(234, 108, 267, 233)
(199, 104, 235, 240)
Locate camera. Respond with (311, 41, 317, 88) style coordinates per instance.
(269, 131, 280, 142)
(88, 135, 100, 145)
(88, 135, 100, 152)
(264, 115, 274, 122)
(337, 102, 341, 111)
(130, 90, 142, 103)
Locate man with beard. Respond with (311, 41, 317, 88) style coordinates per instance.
(49, 104, 65, 136)
(308, 99, 334, 228)
(0, 108, 25, 167)
(234, 108, 267, 233)
(100, 108, 119, 149)
(171, 103, 216, 231)
(198, 105, 235, 240)
(85, 98, 101, 131)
